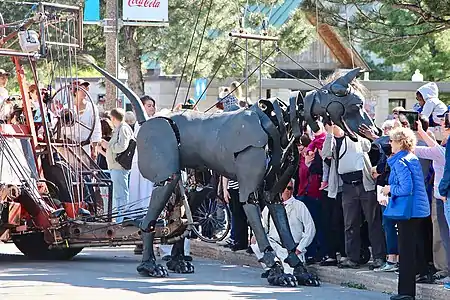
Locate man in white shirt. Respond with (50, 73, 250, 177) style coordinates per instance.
(251, 179, 316, 275)
(64, 80, 102, 160)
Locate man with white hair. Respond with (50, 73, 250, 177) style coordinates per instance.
(251, 179, 316, 276)
(381, 120, 395, 136)
(124, 111, 136, 131)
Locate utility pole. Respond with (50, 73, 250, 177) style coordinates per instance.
(104, 0, 118, 110)
(89, 0, 168, 110)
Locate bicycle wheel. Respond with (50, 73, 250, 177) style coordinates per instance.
(192, 194, 231, 243)
(0, 13, 5, 38)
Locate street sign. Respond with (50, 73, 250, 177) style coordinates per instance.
(84, 0, 100, 21)
(123, 0, 169, 22)
(194, 78, 208, 101)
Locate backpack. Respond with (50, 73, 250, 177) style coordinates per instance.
(116, 139, 136, 170)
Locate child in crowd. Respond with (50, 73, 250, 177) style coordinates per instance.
(306, 122, 330, 190)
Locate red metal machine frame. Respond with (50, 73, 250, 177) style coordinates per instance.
(0, 3, 190, 259)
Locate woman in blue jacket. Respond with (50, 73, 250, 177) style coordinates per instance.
(381, 127, 431, 300)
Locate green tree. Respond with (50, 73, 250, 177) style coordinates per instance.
(0, 0, 314, 97)
(122, 0, 315, 97)
(301, 0, 450, 81)
(0, 0, 104, 92)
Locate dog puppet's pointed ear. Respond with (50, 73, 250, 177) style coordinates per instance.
(335, 68, 362, 87)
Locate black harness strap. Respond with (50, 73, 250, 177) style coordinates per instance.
(271, 99, 288, 148)
(303, 91, 320, 133)
(289, 91, 302, 139)
(250, 104, 282, 179)
(155, 116, 181, 147)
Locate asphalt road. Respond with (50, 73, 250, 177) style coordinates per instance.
(0, 243, 390, 300)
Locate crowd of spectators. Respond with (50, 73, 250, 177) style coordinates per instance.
(216, 78, 450, 300)
(12, 69, 445, 300)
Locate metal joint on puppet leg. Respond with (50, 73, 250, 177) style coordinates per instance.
(247, 191, 262, 206)
(258, 247, 277, 268)
(283, 251, 302, 268)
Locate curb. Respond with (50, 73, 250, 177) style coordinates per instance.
(190, 240, 450, 300)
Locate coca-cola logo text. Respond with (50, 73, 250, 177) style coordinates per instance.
(127, 0, 160, 8)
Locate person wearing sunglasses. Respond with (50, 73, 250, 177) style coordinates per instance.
(250, 179, 316, 277)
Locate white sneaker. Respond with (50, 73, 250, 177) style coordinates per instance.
(374, 262, 398, 272)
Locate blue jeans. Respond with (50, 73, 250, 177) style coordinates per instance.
(436, 198, 450, 271)
(296, 196, 326, 260)
(444, 200, 450, 230)
(110, 169, 130, 223)
(382, 206, 399, 255)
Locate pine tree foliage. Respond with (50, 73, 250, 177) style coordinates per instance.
(302, 0, 450, 81)
(0, 0, 315, 91)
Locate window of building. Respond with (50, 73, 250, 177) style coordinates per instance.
(388, 98, 406, 113)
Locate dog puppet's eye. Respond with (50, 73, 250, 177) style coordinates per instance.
(330, 83, 349, 97)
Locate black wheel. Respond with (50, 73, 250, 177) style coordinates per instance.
(12, 232, 82, 260)
(192, 195, 231, 243)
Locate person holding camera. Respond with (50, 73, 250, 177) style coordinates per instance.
(416, 82, 448, 142)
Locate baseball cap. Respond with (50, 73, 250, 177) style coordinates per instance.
(72, 79, 90, 87)
(0, 69, 11, 76)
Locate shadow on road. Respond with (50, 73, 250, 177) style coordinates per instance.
(0, 246, 387, 300)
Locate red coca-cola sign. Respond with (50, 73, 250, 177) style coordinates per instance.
(127, 0, 160, 8)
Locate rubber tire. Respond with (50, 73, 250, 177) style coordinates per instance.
(12, 232, 82, 260)
(191, 194, 231, 243)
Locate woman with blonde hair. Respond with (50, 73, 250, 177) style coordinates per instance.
(382, 127, 431, 300)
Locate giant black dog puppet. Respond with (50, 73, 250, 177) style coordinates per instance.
(83, 56, 377, 287)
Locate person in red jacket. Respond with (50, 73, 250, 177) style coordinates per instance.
(295, 134, 325, 264)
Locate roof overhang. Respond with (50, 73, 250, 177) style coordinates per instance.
(305, 14, 370, 71)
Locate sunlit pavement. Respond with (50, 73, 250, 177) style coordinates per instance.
(0, 243, 389, 300)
